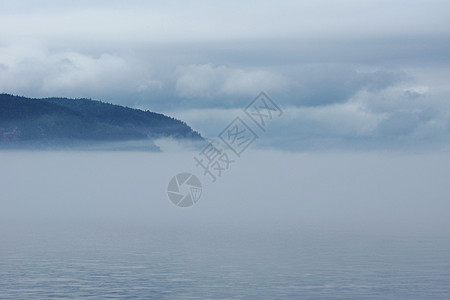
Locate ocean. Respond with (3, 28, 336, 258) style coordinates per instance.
(1, 223, 449, 299)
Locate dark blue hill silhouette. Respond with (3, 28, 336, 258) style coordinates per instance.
(0, 94, 202, 149)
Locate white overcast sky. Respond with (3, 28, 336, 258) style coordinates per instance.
(1, 0, 449, 150)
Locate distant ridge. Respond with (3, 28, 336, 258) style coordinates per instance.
(0, 94, 202, 150)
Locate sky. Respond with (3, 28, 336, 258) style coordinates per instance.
(1, 0, 450, 150)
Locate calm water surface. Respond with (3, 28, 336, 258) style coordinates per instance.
(1, 222, 449, 299)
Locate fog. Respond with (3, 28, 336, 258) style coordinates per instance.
(1, 150, 449, 236)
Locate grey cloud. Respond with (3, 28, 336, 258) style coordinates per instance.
(2, 1, 450, 44)
(356, 70, 408, 92)
(279, 65, 407, 107)
(170, 84, 449, 150)
(378, 112, 425, 136)
(181, 37, 450, 68)
(0, 45, 163, 104)
(175, 64, 286, 99)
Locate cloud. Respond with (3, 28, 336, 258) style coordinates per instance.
(281, 65, 407, 107)
(0, 43, 162, 100)
(165, 79, 450, 150)
(377, 111, 426, 136)
(164, 108, 242, 138)
(42, 53, 129, 92)
(173, 104, 382, 147)
(175, 64, 286, 98)
(1, 1, 449, 44)
(174, 64, 406, 108)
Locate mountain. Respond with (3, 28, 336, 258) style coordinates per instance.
(0, 94, 202, 150)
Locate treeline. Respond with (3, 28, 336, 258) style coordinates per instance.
(0, 94, 202, 146)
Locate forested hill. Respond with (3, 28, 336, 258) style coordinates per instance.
(0, 94, 202, 149)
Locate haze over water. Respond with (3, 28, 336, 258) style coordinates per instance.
(1, 150, 449, 299)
